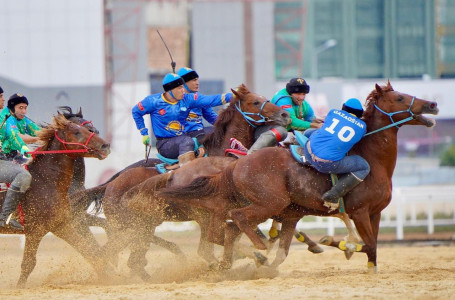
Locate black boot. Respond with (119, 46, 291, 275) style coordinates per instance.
(247, 131, 278, 154)
(322, 173, 362, 211)
(0, 189, 25, 230)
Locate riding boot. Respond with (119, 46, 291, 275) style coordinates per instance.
(247, 131, 278, 154)
(0, 188, 25, 230)
(321, 173, 362, 211)
(178, 151, 196, 167)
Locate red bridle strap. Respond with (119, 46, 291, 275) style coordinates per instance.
(28, 130, 96, 156)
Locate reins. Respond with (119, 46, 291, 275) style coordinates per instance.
(364, 96, 416, 136)
(28, 130, 96, 156)
(235, 100, 271, 128)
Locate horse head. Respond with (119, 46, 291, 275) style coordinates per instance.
(37, 114, 110, 160)
(232, 84, 291, 127)
(364, 80, 439, 131)
(58, 106, 100, 134)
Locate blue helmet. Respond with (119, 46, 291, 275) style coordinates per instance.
(177, 67, 199, 82)
(342, 98, 363, 118)
(162, 73, 185, 92)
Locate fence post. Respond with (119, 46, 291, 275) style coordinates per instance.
(395, 189, 405, 240)
(327, 217, 335, 236)
(427, 195, 434, 234)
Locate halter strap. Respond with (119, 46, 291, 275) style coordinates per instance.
(235, 100, 271, 128)
(365, 96, 416, 136)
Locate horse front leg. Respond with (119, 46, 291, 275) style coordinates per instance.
(228, 199, 289, 250)
(52, 222, 113, 282)
(17, 230, 47, 288)
(219, 221, 242, 270)
(270, 218, 299, 268)
(195, 215, 218, 267)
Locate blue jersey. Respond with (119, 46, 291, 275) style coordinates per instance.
(132, 92, 231, 139)
(185, 92, 218, 132)
(309, 109, 366, 161)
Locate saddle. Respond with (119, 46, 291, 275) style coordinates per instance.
(155, 138, 207, 174)
(289, 130, 310, 165)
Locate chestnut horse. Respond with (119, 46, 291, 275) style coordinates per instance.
(158, 82, 439, 272)
(0, 114, 111, 288)
(98, 84, 292, 280)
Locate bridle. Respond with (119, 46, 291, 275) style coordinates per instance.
(365, 96, 416, 136)
(235, 99, 272, 128)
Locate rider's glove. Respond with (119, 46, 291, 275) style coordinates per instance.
(20, 145, 30, 157)
(142, 135, 150, 146)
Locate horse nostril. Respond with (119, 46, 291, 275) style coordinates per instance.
(101, 143, 110, 150)
(429, 102, 437, 109)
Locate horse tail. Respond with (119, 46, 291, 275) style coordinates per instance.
(158, 162, 235, 201)
(83, 184, 108, 215)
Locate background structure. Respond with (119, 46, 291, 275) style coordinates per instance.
(1, 0, 454, 185)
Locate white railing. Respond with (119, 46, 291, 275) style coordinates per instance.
(290, 185, 455, 240)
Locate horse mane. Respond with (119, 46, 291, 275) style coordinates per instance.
(201, 84, 249, 149)
(58, 106, 83, 119)
(363, 81, 394, 120)
(36, 114, 69, 150)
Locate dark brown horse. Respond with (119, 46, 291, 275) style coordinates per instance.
(158, 81, 439, 272)
(0, 114, 111, 288)
(99, 84, 292, 280)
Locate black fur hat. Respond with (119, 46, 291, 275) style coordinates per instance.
(7, 93, 29, 111)
(0, 86, 3, 94)
(286, 78, 310, 94)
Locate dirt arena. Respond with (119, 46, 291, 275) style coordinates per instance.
(0, 231, 454, 300)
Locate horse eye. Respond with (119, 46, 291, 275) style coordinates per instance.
(397, 96, 404, 102)
(254, 101, 260, 106)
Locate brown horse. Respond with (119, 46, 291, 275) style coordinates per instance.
(99, 84, 292, 280)
(0, 114, 111, 288)
(158, 81, 439, 272)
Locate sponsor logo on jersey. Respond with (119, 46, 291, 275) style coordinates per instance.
(165, 121, 185, 135)
(281, 105, 292, 109)
(159, 109, 166, 116)
(137, 102, 144, 111)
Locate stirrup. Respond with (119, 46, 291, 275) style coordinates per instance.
(0, 216, 24, 231)
(197, 147, 206, 158)
(323, 201, 339, 212)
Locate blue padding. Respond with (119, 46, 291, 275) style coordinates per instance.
(156, 153, 178, 165)
(290, 145, 305, 164)
(294, 130, 308, 147)
(155, 163, 167, 174)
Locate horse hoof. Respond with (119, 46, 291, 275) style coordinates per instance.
(307, 244, 324, 254)
(344, 250, 354, 260)
(319, 236, 333, 245)
(218, 260, 232, 270)
(253, 252, 269, 267)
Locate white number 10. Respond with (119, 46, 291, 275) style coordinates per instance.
(324, 118, 355, 142)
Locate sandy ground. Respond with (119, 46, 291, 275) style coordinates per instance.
(0, 231, 454, 300)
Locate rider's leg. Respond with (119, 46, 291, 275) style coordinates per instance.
(0, 167, 32, 230)
(321, 155, 370, 206)
(247, 125, 288, 154)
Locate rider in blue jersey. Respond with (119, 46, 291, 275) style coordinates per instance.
(303, 98, 370, 211)
(132, 73, 233, 166)
(177, 67, 218, 144)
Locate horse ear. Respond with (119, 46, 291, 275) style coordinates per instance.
(375, 83, 383, 95)
(77, 107, 83, 117)
(386, 80, 394, 91)
(231, 87, 241, 99)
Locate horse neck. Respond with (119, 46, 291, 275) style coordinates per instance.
(205, 112, 255, 156)
(29, 138, 76, 190)
(359, 111, 399, 178)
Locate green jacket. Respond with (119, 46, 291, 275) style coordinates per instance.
(0, 108, 40, 154)
(271, 88, 315, 131)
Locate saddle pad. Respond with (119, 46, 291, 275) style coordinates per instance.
(294, 130, 308, 147)
(156, 153, 178, 165)
(290, 145, 306, 164)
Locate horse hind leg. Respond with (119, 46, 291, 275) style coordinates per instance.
(17, 230, 47, 288)
(228, 207, 269, 250)
(219, 221, 243, 270)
